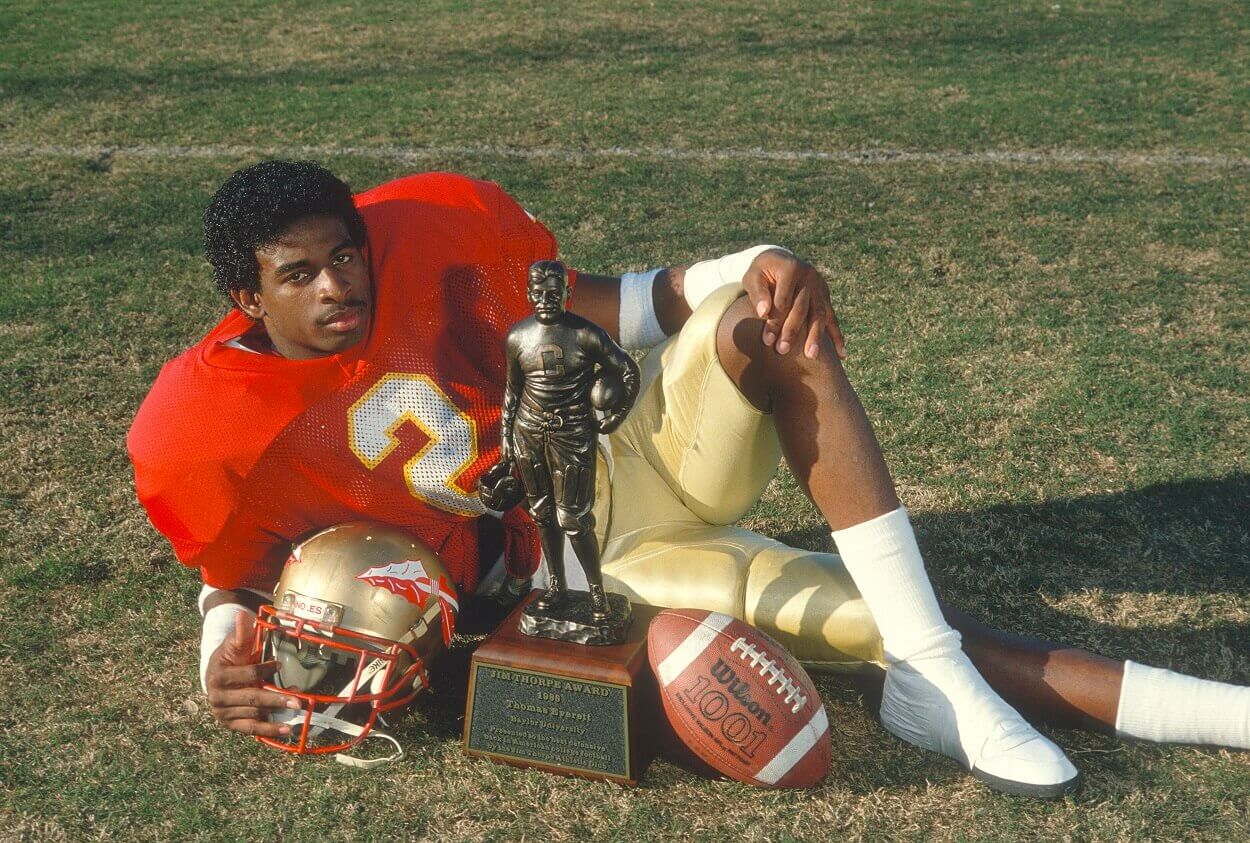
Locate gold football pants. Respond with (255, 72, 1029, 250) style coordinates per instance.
(594, 286, 885, 672)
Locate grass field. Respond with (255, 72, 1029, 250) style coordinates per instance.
(2, 1, 1248, 839)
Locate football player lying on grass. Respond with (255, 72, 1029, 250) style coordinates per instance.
(129, 161, 1250, 796)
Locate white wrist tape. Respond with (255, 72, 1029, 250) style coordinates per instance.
(618, 268, 667, 350)
(682, 244, 790, 311)
(198, 584, 270, 693)
(200, 601, 253, 693)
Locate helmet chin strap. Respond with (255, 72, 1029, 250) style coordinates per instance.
(271, 707, 405, 769)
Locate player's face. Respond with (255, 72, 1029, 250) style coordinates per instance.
(234, 214, 371, 359)
(527, 276, 569, 324)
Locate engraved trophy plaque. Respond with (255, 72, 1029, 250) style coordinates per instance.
(465, 260, 654, 783)
(463, 596, 661, 784)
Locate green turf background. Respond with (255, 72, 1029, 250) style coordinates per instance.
(1, 1, 1247, 839)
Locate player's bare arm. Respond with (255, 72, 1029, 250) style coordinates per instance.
(569, 248, 844, 359)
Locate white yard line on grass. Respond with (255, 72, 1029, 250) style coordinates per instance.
(2, 142, 1249, 169)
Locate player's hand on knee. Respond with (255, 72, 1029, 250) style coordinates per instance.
(742, 249, 845, 360)
(204, 612, 299, 738)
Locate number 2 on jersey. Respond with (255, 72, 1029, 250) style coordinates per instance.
(347, 373, 486, 516)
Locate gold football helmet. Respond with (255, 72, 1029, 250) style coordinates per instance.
(251, 522, 458, 768)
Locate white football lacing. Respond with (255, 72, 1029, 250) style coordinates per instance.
(730, 637, 807, 714)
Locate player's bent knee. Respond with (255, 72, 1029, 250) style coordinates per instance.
(717, 292, 764, 342)
(715, 293, 846, 414)
(715, 295, 773, 411)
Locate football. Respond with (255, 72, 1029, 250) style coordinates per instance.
(590, 371, 624, 411)
(646, 609, 831, 788)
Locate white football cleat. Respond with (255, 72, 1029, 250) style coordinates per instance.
(880, 650, 1080, 798)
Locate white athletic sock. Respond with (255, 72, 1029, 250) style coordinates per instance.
(830, 506, 952, 661)
(1116, 660, 1250, 749)
(832, 507, 1077, 794)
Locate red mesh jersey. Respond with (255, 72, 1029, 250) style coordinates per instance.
(128, 173, 568, 594)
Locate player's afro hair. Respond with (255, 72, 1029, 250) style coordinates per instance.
(202, 160, 367, 300)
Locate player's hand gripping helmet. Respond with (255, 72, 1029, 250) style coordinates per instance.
(251, 522, 459, 768)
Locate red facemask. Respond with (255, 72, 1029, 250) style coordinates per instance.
(251, 606, 429, 766)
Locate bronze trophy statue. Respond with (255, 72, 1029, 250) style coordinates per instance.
(479, 260, 640, 645)
(464, 266, 653, 781)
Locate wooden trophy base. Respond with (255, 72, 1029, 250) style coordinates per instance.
(463, 592, 660, 785)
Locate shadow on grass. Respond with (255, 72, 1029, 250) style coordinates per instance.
(774, 472, 1249, 650)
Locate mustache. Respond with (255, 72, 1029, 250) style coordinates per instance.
(317, 301, 368, 325)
